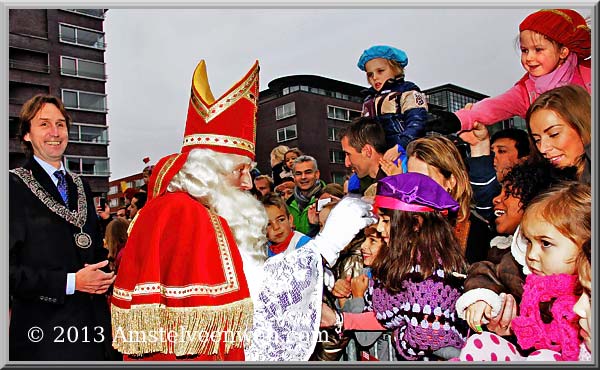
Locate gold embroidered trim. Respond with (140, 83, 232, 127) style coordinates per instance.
(152, 155, 180, 199)
(540, 9, 590, 31)
(182, 133, 255, 153)
(577, 24, 591, 31)
(189, 68, 258, 124)
(541, 9, 573, 24)
(111, 298, 253, 356)
(127, 211, 140, 236)
(114, 211, 240, 301)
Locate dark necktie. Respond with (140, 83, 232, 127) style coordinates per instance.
(54, 170, 69, 205)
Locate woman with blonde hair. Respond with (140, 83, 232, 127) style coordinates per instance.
(270, 145, 295, 186)
(406, 135, 493, 263)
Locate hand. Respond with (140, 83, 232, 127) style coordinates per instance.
(464, 300, 493, 333)
(320, 302, 337, 328)
(351, 274, 369, 298)
(383, 146, 400, 162)
(307, 203, 319, 225)
(97, 204, 111, 220)
(458, 122, 489, 146)
(312, 197, 377, 266)
(487, 293, 517, 336)
(379, 158, 403, 176)
(332, 276, 352, 298)
(75, 260, 116, 294)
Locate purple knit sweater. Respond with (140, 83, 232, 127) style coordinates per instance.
(370, 267, 468, 360)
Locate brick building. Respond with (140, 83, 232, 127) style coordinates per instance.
(255, 75, 519, 185)
(9, 9, 110, 196)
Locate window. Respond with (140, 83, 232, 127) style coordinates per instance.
(331, 172, 346, 185)
(61, 56, 106, 80)
(59, 24, 105, 50)
(329, 150, 345, 164)
(327, 105, 361, 122)
(309, 87, 326, 95)
(281, 85, 301, 96)
(512, 116, 527, 130)
(275, 102, 296, 120)
(68, 123, 108, 144)
(64, 156, 109, 176)
(109, 198, 119, 207)
(135, 179, 145, 188)
(108, 185, 118, 195)
(62, 89, 107, 112)
(328, 127, 342, 141)
(277, 124, 297, 142)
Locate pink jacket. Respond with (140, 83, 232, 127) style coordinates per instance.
(456, 59, 591, 131)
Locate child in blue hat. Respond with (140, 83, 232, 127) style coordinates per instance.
(357, 45, 429, 168)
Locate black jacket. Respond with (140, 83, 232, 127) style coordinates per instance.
(9, 158, 117, 360)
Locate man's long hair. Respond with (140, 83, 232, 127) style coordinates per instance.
(167, 149, 268, 265)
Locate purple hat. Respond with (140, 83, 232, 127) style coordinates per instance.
(375, 173, 459, 215)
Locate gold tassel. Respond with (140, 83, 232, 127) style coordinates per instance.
(111, 298, 253, 356)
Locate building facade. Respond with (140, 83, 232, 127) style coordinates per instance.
(255, 77, 523, 185)
(255, 75, 364, 185)
(9, 9, 110, 196)
(424, 83, 526, 136)
(106, 173, 145, 212)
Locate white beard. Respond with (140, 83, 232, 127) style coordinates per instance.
(209, 184, 269, 299)
(167, 149, 268, 299)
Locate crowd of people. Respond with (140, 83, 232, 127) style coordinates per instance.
(9, 8, 592, 362)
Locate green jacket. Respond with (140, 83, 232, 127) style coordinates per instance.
(287, 180, 326, 237)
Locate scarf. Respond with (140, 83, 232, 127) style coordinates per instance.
(510, 273, 581, 361)
(268, 231, 294, 256)
(529, 53, 577, 96)
(293, 180, 324, 211)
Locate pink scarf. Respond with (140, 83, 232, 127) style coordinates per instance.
(511, 273, 581, 361)
(528, 53, 578, 95)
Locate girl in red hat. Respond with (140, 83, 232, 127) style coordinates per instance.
(455, 9, 591, 132)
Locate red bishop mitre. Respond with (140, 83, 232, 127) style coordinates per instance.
(147, 60, 260, 202)
(182, 59, 259, 159)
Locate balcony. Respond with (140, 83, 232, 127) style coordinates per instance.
(63, 9, 107, 19)
(9, 59, 50, 73)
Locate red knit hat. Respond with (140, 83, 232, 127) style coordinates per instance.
(519, 9, 591, 62)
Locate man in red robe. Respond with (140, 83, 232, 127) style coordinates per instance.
(111, 60, 375, 361)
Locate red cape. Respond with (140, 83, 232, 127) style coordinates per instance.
(111, 192, 252, 357)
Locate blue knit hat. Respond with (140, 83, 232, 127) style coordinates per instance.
(357, 45, 408, 71)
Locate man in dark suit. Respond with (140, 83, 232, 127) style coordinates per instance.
(9, 94, 118, 361)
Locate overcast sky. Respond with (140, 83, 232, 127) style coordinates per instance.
(103, 5, 593, 179)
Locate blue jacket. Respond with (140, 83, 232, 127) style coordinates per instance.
(467, 155, 500, 225)
(361, 78, 429, 151)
